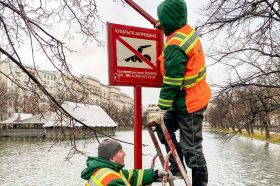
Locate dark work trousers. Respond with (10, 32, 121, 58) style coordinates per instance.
(155, 108, 208, 186)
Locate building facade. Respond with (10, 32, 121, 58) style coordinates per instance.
(0, 60, 133, 119)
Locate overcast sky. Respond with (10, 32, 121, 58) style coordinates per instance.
(19, 0, 225, 107)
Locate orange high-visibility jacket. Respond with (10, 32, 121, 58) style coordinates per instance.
(86, 167, 131, 186)
(159, 24, 211, 113)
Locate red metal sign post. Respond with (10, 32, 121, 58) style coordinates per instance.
(125, 0, 162, 169)
(108, 0, 163, 169)
(134, 85, 142, 168)
(124, 0, 158, 27)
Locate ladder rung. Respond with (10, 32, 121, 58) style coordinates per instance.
(145, 121, 159, 128)
(146, 120, 192, 186)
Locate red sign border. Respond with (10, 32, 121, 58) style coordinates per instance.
(107, 22, 163, 87)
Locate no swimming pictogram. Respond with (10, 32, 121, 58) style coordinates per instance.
(116, 35, 156, 69)
(125, 45, 151, 63)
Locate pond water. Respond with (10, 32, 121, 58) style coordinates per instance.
(0, 130, 279, 186)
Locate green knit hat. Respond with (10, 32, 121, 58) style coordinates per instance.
(157, 0, 188, 35)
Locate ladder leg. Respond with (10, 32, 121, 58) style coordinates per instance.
(160, 122, 192, 186)
(146, 126, 175, 186)
(162, 151, 172, 186)
(147, 127, 165, 166)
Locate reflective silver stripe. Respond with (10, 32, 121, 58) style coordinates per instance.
(119, 171, 131, 186)
(88, 176, 101, 186)
(171, 33, 186, 40)
(165, 29, 199, 55)
(127, 170, 133, 182)
(94, 168, 112, 180)
(182, 66, 206, 88)
(90, 168, 131, 186)
(163, 76, 183, 86)
(181, 31, 199, 54)
(136, 170, 144, 186)
(165, 33, 186, 47)
(165, 38, 183, 47)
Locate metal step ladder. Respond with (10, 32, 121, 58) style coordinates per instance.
(145, 121, 192, 186)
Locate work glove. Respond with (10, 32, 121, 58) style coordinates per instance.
(154, 110, 167, 125)
(155, 20, 162, 29)
(154, 169, 174, 183)
(156, 170, 168, 178)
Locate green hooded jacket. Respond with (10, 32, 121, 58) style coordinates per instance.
(157, 0, 190, 113)
(81, 157, 156, 186)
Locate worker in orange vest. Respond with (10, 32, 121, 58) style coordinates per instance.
(81, 139, 167, 186)
(155, 0, 211, 185)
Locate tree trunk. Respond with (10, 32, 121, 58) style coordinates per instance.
(250, 121, 254, 135)
(263, 116, 271, 139)
(245, 123, 250, 134)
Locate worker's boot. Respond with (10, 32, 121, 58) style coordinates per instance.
(192, 167, 208, 186)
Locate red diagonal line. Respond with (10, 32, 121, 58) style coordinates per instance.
(116, 36, 157, 69)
